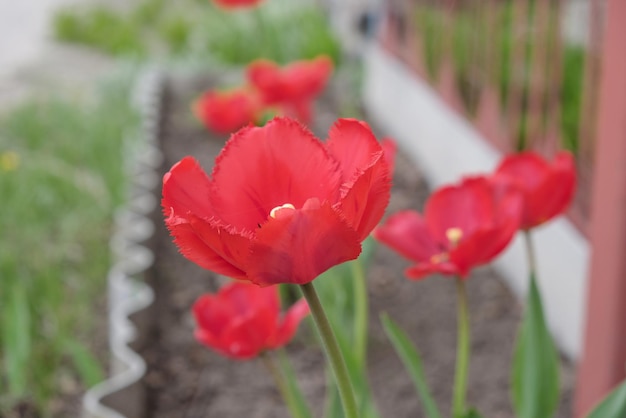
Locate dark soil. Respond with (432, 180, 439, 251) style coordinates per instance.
(140, 73, 574, 418)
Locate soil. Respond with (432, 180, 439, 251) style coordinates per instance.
(139, 72, 575, 418)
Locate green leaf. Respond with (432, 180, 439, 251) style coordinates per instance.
(324, 381, 343, 418)
(350, 259, 368, 369)
(464, 408, 485, 418)
(62, 340, 105, 387)
(331, 311, 380, 418)
(586, 379, 626, 418)
(381, 313, 443, 418)
(511, 274, 560, 418)
(3, 285, 31, 397)
(276, 350, 314, 418)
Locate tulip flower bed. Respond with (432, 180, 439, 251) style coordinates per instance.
(135, 73, 576, 417)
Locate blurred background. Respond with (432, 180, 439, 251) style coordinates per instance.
(0, 0, 618, 417)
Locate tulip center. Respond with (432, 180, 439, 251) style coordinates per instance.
(269, 203, 296, 219)
(445, 227, 463, 246)
(430, 253, 449, 264)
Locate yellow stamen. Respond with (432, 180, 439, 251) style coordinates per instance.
(446, 228, 463, 246)
(269, 203, 296, 218)
(430, 253, 449, 264)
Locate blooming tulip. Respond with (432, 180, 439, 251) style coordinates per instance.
(193, 282, 309, 359)
(374, 177, 521, 279)
(193, 88, 260, 135)
(211, 0, 263, 9)
(381, 138, 397, 175)
(246, 56, 333, 124)
(493, 151, 576, 229)
(162, 117, 391, 286)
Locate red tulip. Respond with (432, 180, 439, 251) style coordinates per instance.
(493, 151, 576, 229)
(193, 282, 309, 359)
(381, 138, 397, 175)
(162, 117, 391, 286)
(246, 56, 333, 124)
(212, 0, 263, 9)
(193, 88, 260, 135)
(374, 177, 522, 280)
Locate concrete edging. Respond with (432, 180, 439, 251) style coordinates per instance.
(82, 68, 163, 418)
(362, 43, 589, 360)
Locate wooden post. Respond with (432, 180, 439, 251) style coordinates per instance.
(574, 0, 626, 415)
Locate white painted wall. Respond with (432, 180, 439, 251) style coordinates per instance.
(362, 44, 590, 360)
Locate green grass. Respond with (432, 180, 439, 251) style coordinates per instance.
(54, 6, 146, 57)
(53, 0, 341, 65)
(560, 45, 586, 152)
(413, 2, 587, 155)
(0, 74, 140, 415)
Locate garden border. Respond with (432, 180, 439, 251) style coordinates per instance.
(81, 68, 164, 418)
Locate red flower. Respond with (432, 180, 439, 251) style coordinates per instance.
(162, 117, 391, 286)
(493, 151, 576, 229)
(212, 0, 263, 9)
(246, 56, 333, 124)
(193, 88, 260, 135)
(374, 177, 521, 279)
(381, 138, 397, 175)
(193, 282, 309, 359)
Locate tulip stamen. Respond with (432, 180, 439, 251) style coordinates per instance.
(430, 253, 449, 264)
(270, 203, 296, 219)
(446, 228, 463, 246)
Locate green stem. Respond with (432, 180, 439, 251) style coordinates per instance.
(524, 230, 537, 277)
(350, 259, 368, 368)
(260, 352, 294, 410)
(261, 351, 311, 418)
(300, 282, 358, 418)
(452, 278, 470, 418)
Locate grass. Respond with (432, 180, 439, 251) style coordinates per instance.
(413, 1, 587, 155)
(0, 72, 140, 415)
(53, 0, 341, 65)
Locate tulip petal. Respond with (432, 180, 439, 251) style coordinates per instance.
(525, 152, 576, 227)
(405, 261, 460, 280)
(165, 214, 248, 278)
(212, 286, 283, 359)
(269, 298, 310, 348)
(247, 56, 332, 105)
(327, 119, 392, 239)
(326, 118, 384, 184)
(374, 210, 442, 263)
(192, 285, 276, 341)
(282, 100, 313, 124)
(381, 138, 398, 175)
(339, 156, 391, 240)
(193, 283, 289, 360)
(193, 89, 259, 135)
(495, 151, 576, 228)
(163, 157, 247, 277)
(162, 156, 216, 218)
(210, 317, 269, 359)
(496, 152, 550, 189)
(425, 177, 496, 244)
(449, 181, 522, 270)
(248, 200, 361, 286)
(246, 59, 281, 103)
(210, 118, 342, 231)
(193, 294, 225, 344)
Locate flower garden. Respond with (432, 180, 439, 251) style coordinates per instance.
(1, 0, 626, 417)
